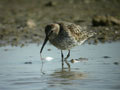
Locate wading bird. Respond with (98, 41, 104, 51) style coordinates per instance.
(40, 21, 95, 69)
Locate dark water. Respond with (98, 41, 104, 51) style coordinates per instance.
(0, 42, 120, 90)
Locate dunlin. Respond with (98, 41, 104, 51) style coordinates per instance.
(40, 21, 95, 69)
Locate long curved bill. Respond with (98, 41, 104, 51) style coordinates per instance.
(40, 36, 48, 54)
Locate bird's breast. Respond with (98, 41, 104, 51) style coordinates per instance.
(49, 35, 78, 50)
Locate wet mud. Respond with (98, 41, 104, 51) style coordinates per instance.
(0, 0, 120, 46)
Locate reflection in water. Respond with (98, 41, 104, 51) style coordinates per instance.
(0, 43, 120, 90)
(47, 68, 87, 86)
(40, 59, 45, 75)
(51, 69, 87, 80)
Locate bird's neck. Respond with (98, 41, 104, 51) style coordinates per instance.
(49, 33, 58, 41)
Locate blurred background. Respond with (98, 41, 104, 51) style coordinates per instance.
(0, 0, 120, 46)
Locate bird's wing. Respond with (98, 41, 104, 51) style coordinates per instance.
(59, 22, 94, 42)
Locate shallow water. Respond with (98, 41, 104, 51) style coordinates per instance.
(0, 42, 120, 90)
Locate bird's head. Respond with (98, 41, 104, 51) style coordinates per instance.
(45, 24, 60, 37)
(40, 23, 60, 54)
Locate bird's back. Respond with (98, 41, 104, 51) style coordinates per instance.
(58, 22, 95, 44)
(49, 21, 95, 50)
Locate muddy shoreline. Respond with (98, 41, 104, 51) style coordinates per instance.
(0, 0, 120, 47)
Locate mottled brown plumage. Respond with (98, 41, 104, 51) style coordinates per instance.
(57, 22, 94, 44)
(40, 21, 95, 69)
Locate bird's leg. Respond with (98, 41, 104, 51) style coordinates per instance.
(61, 50, 64, 69)
(65, 50, 70, 60)
(64, 50, 71, 70)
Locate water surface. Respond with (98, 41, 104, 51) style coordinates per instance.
(0, 42, 120, 90)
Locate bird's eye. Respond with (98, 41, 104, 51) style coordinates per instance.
(51, 30, 53, 33)
(49, 30, 53, 34)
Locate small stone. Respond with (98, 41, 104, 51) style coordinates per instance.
(70, 59, 77, 63)
(114, 62, 119, 65)
(24, 62, 32, 64)
(45, 1, 56, 7)
(103, 56, 111, 59)
(47, 49, 51, 51)
(70, 59, 80, 63)
(70, 59, 75, 63)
